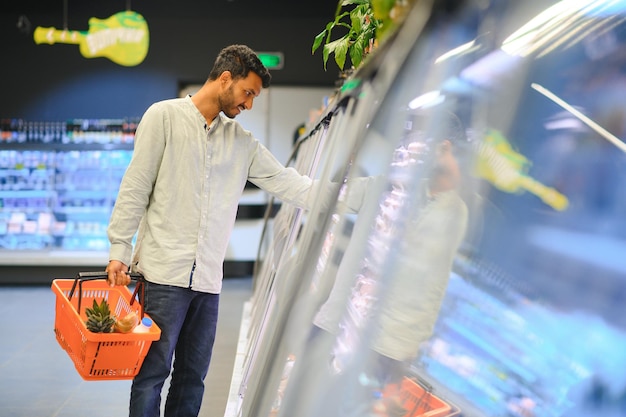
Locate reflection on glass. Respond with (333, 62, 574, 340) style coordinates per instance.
(244, 2, 626, 417)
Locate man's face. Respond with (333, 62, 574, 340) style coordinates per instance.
(429, 139, 461, 193)
(219, 71, 263, 118)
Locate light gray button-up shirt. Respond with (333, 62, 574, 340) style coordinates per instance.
(107, 95, 318, 293)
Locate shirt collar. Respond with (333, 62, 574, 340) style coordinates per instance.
(185, 94, 220, 130)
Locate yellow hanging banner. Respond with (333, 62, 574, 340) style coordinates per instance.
(33, 10, 149, 67)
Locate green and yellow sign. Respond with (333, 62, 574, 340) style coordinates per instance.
(34, 11, 149, 67)
(475, 129, 569, 211)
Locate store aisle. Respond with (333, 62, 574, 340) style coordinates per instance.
(0, 277, 253, 417)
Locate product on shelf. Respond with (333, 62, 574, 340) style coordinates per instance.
(0, 118, 137, 252)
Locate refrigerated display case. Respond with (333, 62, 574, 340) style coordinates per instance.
(235, 1, 626, 417)
(0, 118, 136, 265)
(0, 117, 277, 276)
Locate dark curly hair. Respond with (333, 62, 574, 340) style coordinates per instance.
(208, 44, 271, 88)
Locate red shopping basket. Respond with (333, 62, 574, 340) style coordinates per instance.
(382, 376, 459, 417)
(51, 271, 161, 381)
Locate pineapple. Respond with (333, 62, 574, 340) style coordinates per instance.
(85, 298, 115, 333)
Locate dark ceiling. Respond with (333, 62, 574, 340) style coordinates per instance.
(3, 0, 341, 19)
(1, 0, 345, 119)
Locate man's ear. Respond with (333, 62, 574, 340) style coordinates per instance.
(219, 71, 232, 85)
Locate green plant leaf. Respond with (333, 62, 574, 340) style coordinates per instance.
(334, 37, 351, 70)
(351, 35, 368, 68)
(323, 38, 349, 70)
(312, 30, 327, 54)
(350, 8, 364, 33)
(371, 0, 396, 21)
(314, 0, 398, 72)
(341, 0, 371, 6)
(322, 43, 332, 70)
(332, 11, 351, 29)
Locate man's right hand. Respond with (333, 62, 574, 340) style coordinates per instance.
(105, 260, 131, 287)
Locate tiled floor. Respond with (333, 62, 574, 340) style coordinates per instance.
(0, 277, 253, 417)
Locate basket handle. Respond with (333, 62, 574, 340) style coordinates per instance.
(68, 271, 147, 318)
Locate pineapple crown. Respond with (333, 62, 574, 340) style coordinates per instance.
(85, 298, 115, 333)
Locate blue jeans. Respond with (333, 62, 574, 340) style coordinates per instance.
(129, 281, 220, 417)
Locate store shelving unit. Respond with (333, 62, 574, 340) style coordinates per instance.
(0, 117, 284, 281)
(0, 118, 136, 267)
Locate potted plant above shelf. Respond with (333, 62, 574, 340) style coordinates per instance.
(312, 0, 415, 74)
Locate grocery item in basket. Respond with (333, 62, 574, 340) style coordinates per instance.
(115, 311, 140, 333)
(52, 278, 161, 380)
(133, 317, 154, 333)
(85, 298, 115, 333)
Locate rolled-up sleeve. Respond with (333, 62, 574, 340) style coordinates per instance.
(247, 140, 315, 207)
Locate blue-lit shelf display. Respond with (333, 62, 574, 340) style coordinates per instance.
(0, 118, 136, 253)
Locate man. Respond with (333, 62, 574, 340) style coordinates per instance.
(105, 44, 331, 417)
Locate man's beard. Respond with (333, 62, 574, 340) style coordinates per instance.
(219, 86, 238, 119)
